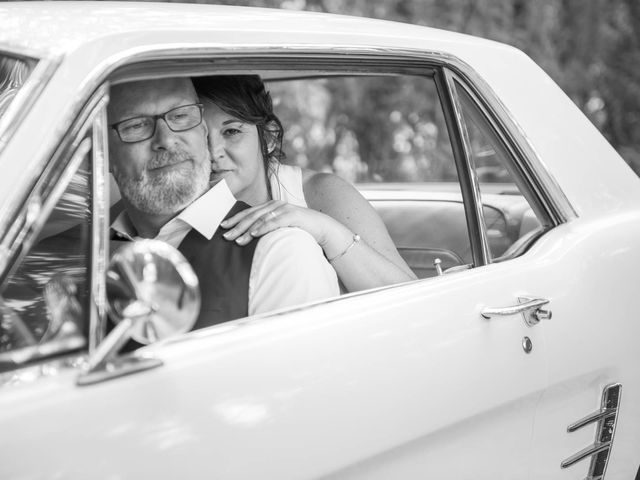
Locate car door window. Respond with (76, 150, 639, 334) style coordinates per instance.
(269, 74, 471, 278)
(0, 53, 36, 119)
(454, 82, 546, 260)
(0, 137, 92, 369)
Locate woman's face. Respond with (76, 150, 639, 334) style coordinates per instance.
(202, 99, 269, 205)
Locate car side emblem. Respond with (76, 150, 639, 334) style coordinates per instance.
(560, 383, 621, 479)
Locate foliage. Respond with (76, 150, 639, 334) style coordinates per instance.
(170, 0, 640, 176)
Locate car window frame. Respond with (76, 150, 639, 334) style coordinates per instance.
(0, 85, 110, 370)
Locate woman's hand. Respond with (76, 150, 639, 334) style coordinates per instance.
(220, 200, 336, 247)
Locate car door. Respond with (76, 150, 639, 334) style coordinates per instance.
(0, 57, 560, 479)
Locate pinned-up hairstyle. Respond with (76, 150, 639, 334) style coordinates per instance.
(193, 75, 285, 175)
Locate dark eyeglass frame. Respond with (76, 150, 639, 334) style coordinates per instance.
(110, 103, 204, 143)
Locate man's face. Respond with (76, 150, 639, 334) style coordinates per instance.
(108, 78, 210, 216)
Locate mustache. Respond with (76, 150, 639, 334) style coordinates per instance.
(148, 149, 192, 169)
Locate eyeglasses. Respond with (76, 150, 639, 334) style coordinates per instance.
(110, 103, 204, 143)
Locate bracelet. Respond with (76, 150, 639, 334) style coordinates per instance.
(328, 233, 361, 263)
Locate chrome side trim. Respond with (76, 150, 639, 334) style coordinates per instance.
(561, 442, 611, 469)
(89, 86, 110, 353)
(568, 408, 617, 433)
(443, 70, 491, 266)
(561, 384, 621, 479)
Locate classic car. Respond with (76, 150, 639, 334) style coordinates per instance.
(1, 2, 640, 479)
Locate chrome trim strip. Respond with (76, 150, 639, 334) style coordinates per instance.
(89, 87, 110, 353)
(568, 408, 617, 433)
(561, 383, 621, 480)
(561, 442, 611, 469)
(587, 384, 621, 479)
(443, 70, 491, 265)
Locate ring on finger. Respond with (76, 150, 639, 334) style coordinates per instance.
(268, 211, 278, 220)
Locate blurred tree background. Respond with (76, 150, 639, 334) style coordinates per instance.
(161, 0, 640, 176)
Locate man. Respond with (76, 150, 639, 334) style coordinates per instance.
(108, 77, 339, 329)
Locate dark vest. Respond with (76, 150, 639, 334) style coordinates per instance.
(177, 201, 258, 330)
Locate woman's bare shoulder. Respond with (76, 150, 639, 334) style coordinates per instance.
(301, 170, 364, 209)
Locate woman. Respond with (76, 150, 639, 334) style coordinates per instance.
(193, 75, 416, 292)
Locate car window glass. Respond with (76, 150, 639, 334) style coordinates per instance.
(268, 75, 471, 278)
(0, 54, 35, 120)
(0, 141, 91, 368)
(455, 83, 544, 260)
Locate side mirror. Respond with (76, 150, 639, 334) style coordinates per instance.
(77, 240, 200, 386)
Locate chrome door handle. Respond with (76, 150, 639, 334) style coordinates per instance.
(481, 297, 552, 326)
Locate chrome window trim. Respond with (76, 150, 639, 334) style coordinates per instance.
(439, 68, 491, 267)
(0, 46, 61, 158)
(89, 87, 110, 353)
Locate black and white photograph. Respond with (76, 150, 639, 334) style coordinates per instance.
(1, 1, 639, 478)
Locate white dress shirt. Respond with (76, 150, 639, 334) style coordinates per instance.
(111, 180, 339, 316)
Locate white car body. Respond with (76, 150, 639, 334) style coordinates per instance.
(1, 3, 640, 479)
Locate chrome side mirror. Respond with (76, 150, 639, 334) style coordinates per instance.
(77, 240, 200, 386)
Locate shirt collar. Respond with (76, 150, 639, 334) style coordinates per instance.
(110, 179, 237, 241)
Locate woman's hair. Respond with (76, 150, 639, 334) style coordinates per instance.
(193, 75, 285, 175)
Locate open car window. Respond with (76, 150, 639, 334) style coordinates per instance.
(267, 74, 472, 278)
(266, 70, 549, 276)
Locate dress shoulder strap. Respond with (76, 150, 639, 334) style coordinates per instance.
(269, 163, 308, 207)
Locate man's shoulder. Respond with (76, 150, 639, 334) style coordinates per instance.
(257, 227, 320, 252)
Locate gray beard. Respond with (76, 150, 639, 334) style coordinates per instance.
(114, 151, 210, 216)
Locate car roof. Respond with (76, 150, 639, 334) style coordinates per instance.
(1, 1, 511, 58)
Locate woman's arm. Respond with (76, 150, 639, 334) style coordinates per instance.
(302, 171, 417, 290)
(221, 171, 416, 292)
